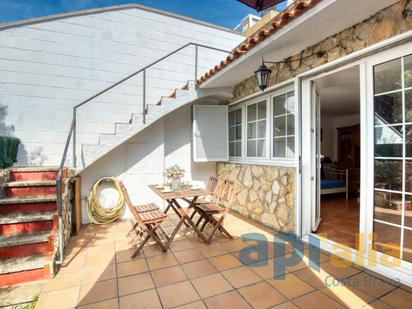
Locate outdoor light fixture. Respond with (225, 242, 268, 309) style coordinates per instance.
(255, 51, 327, 91)
(255, 58, 272, 91)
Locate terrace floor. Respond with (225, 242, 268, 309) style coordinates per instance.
(36, 211, 412, 309)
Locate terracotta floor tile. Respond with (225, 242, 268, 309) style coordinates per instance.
(232, 247, 268, 265)
(199, 243, 229, 258)
(267, 273, 314, 299)
(320, 285, 374, 309)
(151, 265, 187, 287)
(43, 272, 81, 292)
(176, 300, 207, 309)
(249, 258, 287, 280)
(209, 254, 242, 271)
(60, 257, 86, 273)
(222, 266, 262, 288)
(293, 267, 329, 289)
(82, 263, 116, 285)
(182, 259, 217, 279)
(157, 281, 200, 308)
(36, 286, 80, 309)
(363, 300, 394, 309)
(204, 290, 252, 309)
(292, 290, 344, 309)
(275, 253, 313, 273)
(319, 260, 361, 280)
(238, 281, 287, 309)
(77, 298, 118, 309)
(171, 239, 196, 252)
(119, 289, 162, 309)
(117, 259, 148, 277)
(220, 239, 251, 252)
(78, 279, 117, 306)
(347, 273, 397, 298)
(116, 248, 143, 263)
(117, 272, 154, 296)
(147, 253, 178, 270)
(191, 273, 232, 298)
(143, 245, 165, 257)
(174, 248, 204, 264)
(272, 302, 299, 309)
(380, 288, 412, 308)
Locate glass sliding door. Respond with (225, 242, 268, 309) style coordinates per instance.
(373, 54, 412, 262)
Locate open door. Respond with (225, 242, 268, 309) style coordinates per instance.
(312, 83, 321, 232)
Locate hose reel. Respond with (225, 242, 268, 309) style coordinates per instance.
(87, 177, 125, 224)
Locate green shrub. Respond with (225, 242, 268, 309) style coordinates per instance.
(0, 136, 20, 168)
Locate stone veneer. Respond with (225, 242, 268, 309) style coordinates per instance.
(217, 163, 295, 233)
(232, 1, 412, 101)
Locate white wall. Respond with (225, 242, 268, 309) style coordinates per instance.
(321, 114, 360, 162)
(0, 6, 244, 165)
(80, 105, 216, 223)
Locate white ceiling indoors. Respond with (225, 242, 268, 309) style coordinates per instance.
(315, 65, 360, 117)
(201, 0, 398, 89)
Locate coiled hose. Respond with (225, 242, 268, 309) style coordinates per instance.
(87, 177, 125, 224)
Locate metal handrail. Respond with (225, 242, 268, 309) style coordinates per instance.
(55, 42, 230, 264)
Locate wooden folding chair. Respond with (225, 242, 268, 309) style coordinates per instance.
(187, 176, 219, 220)
(192, 179, 235, 244)
(119, 181, 170, 257)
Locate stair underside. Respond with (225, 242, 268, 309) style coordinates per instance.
(0, 254, 46, 274)
(0, 212, 54, 224)
(0, 195, 56, 205)
(0, 232, 50, 248)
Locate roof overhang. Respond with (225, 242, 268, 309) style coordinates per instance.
(200, 0, 399, 89)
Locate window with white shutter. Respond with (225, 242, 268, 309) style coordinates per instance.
(193, 105, 229, 162)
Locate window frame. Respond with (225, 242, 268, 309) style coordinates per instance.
(245, 97, 270, 160)
(228, 106, 243, 159)
(227, 85, 295, 166)
(270, 89, 296, 160)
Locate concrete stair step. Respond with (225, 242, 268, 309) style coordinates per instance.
(0, 212, 54, 225)
(0, 195, 57, 205)
(0, 231, 50, 248)
(0, 254, 46, 275)
(0, 212, 55, 236)
(3, 180, 56, 188)
(8, 166, 61, 182)
(7, 167, 58, 173)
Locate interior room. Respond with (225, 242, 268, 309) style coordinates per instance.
(314, 65, 361, 249)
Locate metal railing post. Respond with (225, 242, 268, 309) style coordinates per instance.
(195, 45, 198, 84)
(143, 69, 146, 124)
(72, 108, 76, 168)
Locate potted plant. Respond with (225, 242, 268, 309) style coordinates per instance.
(165, 164, 185, 190)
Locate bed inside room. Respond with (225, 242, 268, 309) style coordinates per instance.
(314, 66, 361, 250)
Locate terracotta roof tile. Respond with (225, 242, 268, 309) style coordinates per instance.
(197, 0, 322, 85)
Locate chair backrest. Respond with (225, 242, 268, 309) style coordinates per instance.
(215, 179, 235, 209)
(207, 176, 219, 193)
(118, 181, 141, 222)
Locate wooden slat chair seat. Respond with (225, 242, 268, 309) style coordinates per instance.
(192, 179, 235, 244)
(119, 182, 170, 257)
(187, 176, 219, 220)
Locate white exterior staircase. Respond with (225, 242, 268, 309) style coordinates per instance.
(78, 80, 200, 171)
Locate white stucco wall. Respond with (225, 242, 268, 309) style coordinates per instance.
(0, 6, 243, 165)
(80, 104, 215, 223)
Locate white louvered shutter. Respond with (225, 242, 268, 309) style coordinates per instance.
(193, 105, 229, 162)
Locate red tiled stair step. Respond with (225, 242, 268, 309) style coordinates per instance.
(0, 196, 57, 215)
(3, 180, 61, 198)
(0, 232, 52, 259)
(0, 212, 55, 236)
(0, 254, 47, 287)
(8, 166, 61, 182)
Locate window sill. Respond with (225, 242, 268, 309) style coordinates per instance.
(226, 158, 296, 168)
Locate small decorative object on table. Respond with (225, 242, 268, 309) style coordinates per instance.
(165, 164, 185, 190)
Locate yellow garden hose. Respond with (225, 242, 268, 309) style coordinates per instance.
(87, 177, 125, 224)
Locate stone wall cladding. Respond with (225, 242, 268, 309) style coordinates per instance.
(217, 163, 295, 233)
(233, 1, 412, 100)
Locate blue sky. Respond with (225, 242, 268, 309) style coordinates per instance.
(0, 0, 286, 29)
